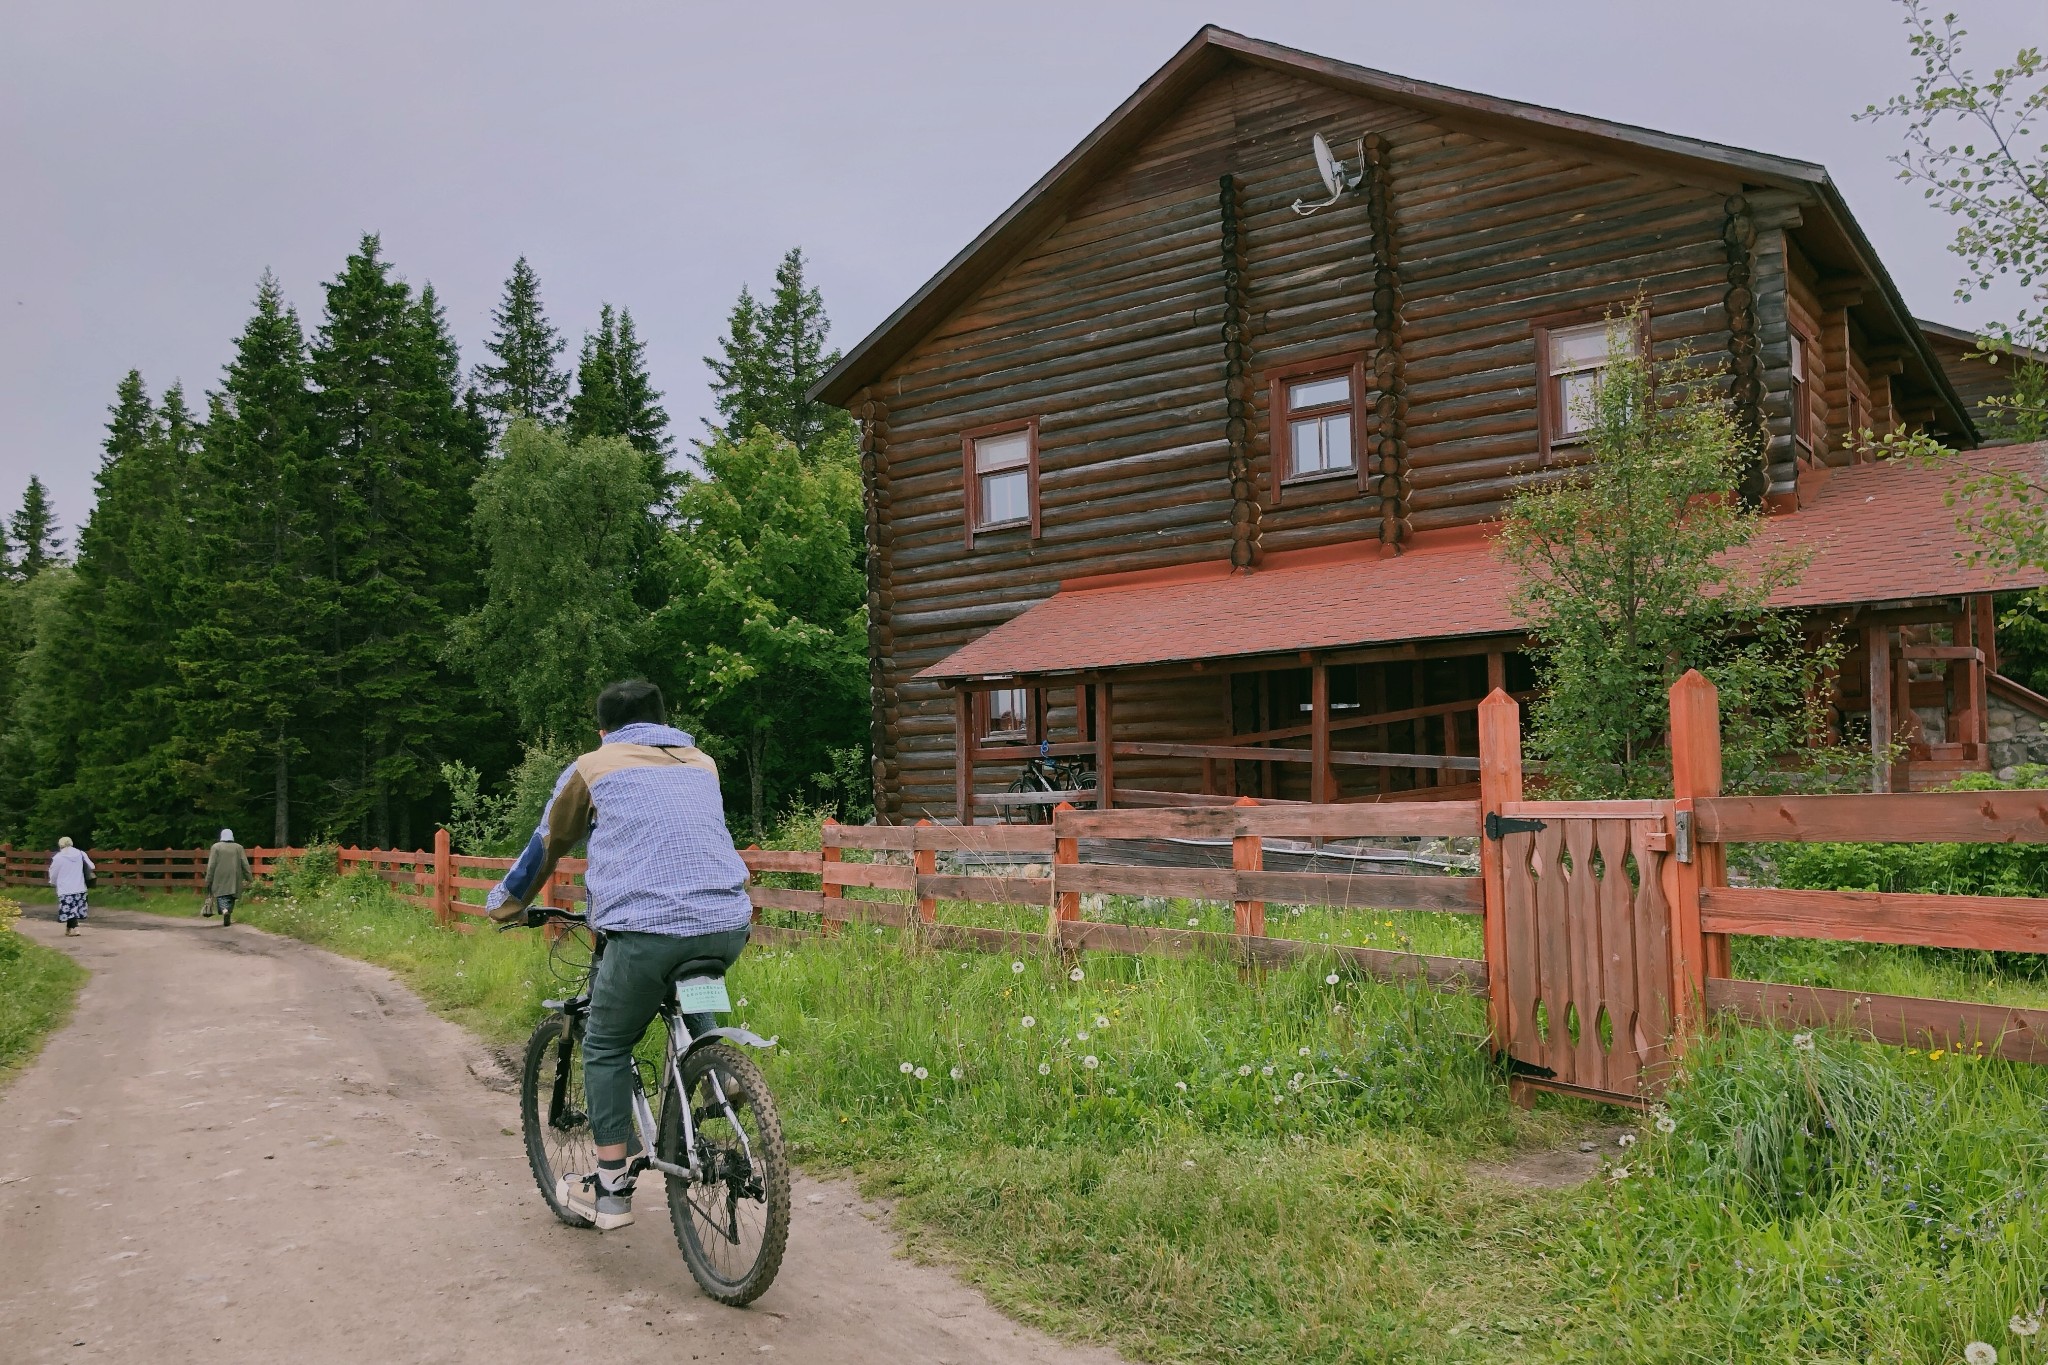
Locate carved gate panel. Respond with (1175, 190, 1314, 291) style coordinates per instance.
(1496, 803, 1674, 1100)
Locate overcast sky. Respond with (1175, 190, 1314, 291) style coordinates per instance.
(2, 0, 2037, 534)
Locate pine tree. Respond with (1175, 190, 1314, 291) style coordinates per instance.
(173, 272, 330, 845)
(9, 477, 62, 576)
(473, 257, 570, 436)
(0, 507, 14, 580)
(309, 235, 490, 846)
(706, 248, 850, 455)
(568, 304, 672, 481)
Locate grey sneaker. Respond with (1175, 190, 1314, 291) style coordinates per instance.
(556, 1172, 634, 1230)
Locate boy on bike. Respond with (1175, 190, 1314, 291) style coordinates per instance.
(486, 680, 754, 1230)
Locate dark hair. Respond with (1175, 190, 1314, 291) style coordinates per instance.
(596, 679, 666, 730)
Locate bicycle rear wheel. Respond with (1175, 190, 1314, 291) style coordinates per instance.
(520, 1013, 596, 1227)
(658, 1042, 790, 1306)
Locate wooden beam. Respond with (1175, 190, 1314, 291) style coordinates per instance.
(1668, 669, 1725, 1033)
(1866, 624, 1892, 793)
(1095, 681, 1116, 809)
(1477, 689, 1523, 1055)
(955, 688, 976, 825)
(1311, 663, 1332, 804)
(1231, 796, 1263, 936)
(1705, 977, 2048, 1065)
(1694, 791, 2048, 844)
(1701, 885, 2048, 953)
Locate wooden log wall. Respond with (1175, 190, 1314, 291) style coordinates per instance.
(864, 63, 1833, 818)
(856, 387, 903, 821)
(1723, 197, 1769, 503)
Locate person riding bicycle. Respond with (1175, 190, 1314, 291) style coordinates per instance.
(485, 679, 754, 1230)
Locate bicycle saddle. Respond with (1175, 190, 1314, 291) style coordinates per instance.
(666, 958, 730, 986)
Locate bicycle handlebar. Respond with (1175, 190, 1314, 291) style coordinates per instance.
(497, 904, 588, 932)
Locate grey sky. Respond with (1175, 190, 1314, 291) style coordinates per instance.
(2, 1, 2037, 535)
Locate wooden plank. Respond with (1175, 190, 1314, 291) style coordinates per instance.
(1237, 870, 1483, 913)
(1868, 624, 1893, 793)
(1533, 819, 1573, 1080)
(1053, 802, 1481, 840)
(925, 922, 1046, 956)
(821, 897, 911, 928)
(830, 825, 919, 852)
(1056, 863, 1237, 900)
(915, 874, 1055, 906)
(1701, 885, 2048, 953)
(1695, 792, 2048, 844)
(1096, 681, 1116, 809)
(1056, 808, 1238, 840)
(1593, 819, 1638, 1094)
(1705, 977, 2048, 1065)
(1628, 820, 1674, 1081)
(1564, 818, 1604, 1087)
(749, 886, 826, 915)
(742, 849, 824, 874)
(822, 862, 917, 892)
(912, 825, 1055, 853)
(976, 789, 1094, 807)
(1311, 662, 1332, 804)
(1499, 799, 1668, 819)
(1477, 689, 1523, 1057)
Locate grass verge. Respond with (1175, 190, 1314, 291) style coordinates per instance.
(44, 873, 2048, 1364)
(0, 922, 88, 1089)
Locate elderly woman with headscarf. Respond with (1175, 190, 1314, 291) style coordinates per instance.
(205, 828, 252, 926)
(48, 837, 94, 936)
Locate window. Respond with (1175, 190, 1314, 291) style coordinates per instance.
(1790, 331, 1817, 456)
(978, 686, 1034, 745)
(962, 420, 1040, 547)
(1265, 353, 1368, 502)
(1538, 319, 1640, 452)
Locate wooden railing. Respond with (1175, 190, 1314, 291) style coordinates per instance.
(1, 844, 304, 890)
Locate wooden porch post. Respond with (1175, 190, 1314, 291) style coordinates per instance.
(1668, 669, 1727, 1034)
(1310, 662, 1331, 804)
(1230, 795, 1263, 937)
(1476, 690, 1522, 1052)
(954, 687, 976, 825)
(1094, 682, 1116, 809)
(1866, 624, 1893, 793)
(1486, 649, 1506, 695)
(1978, 594, 1999, 675)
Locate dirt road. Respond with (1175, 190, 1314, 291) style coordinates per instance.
(0, 907, 1125, 1365)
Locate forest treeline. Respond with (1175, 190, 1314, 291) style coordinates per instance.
(0, 237, 867, 852)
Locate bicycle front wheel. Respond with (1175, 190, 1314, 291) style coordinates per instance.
(521, 1013, 596, 1227)
(659, 1042, 790, 1306)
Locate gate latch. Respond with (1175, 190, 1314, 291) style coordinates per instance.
(1484, 812, 1547, 840)
(1673, 809, 1694, 864)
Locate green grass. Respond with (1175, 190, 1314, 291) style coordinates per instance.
(50, 871, 2048, 1363)
(0, 925, 88, 1087)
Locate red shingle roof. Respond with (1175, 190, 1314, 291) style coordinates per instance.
(920, 446, 2048, 680)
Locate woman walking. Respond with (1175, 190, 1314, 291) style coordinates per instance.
(204, 829, 251, 926)
(49, 836, 93, 936)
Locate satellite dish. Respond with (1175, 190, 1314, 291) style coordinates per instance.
(1290, 133, 1365, 216)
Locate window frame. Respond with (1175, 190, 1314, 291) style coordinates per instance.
(961, 418, 1041, 548)
(976, 684, 1038, 746)
(1264, 352, 1369, 505)
(1532, 306, 1650, 464)
(1788, 325, 1821, 458)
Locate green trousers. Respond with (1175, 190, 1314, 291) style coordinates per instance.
(582, 927, 750, 1147)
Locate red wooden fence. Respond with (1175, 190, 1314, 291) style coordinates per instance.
(7, 674, 2045, 1106)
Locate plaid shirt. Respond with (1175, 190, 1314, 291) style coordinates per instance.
(488, 723, 754, 936)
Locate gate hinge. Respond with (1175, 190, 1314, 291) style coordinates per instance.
(1484, 811, 1546, 840)
(1673, 809, 1694, 864)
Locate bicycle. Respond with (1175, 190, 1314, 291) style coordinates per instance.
(505, 904, 791, 1306)
(1001, 745, 1098, 824)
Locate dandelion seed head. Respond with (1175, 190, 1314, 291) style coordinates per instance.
(1021, 1015, 1036, 1029)
(1655, 1115, 1678, 1134)
(1187, 918, 1199, 927)
(1174, 1081, 1188, 1092)
(2013, 1314, 2043, 1338)
(737, 998, 749, 1008)
(1617, 1133, 1637, 1148)
(950, 1066, 964, 1080)
(1076, 1031, 1089, 1042)
(1181, 1159, 1196, 1170)
(1238, 1064, 1254, 1076)
(899, 1061, 914, 1074)
(1325, 973, 1340, 986)
(1095, 1015, 1109, 1029)
(1037, 1062, 1051, 1076)
(1965, 1343, 1998, 1365)
(1793, 1032, 1815, 1051)
(1083, 1055, 1099, 1069)
(1012, 961, 1024, 973)
(1299, 1047, 1312, 1057)
(1069, 967, 1085, 982)
(913, 1066, 929, 1081)
(1607, 1165, 1631, 1183)
(1261, 1064, 1275, 1077)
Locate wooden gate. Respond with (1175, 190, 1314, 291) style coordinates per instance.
(1492, 801, 1676, 1103)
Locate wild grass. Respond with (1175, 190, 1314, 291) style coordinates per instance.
(35, 869, 2048, 1363)
(0, 923, 88, 1087)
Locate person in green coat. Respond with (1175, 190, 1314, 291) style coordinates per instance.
(205, 828, 252, 926)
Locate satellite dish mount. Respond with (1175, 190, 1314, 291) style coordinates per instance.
(1290, 133, 1364, 216)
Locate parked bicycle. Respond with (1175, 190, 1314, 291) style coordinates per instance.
(1002, 744, 1098, 824)
(506, 904, 790, 1305)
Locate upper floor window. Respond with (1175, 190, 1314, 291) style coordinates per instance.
(1540, 319, 1640, 451)
(1266, 353, 1368, 503)
(962, 419, 1040, 547)
(1790, 331, 1815, 456)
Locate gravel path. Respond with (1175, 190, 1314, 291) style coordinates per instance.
(0, 906, 1125, 1365)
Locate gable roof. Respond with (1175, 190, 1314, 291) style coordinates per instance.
(813, 26, 1972, 440)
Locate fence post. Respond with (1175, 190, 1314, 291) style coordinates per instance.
(1, 842, 10, 887)
(819, 820, 843, 936)
(1052, 802, 1080, 935)
(913, 819, 938, 924)
(1667, 669, 1725, 1044)
(1477, 689, 1523, 1053)
(433, 827, 452, 927)
(1230, 795, 1263, 936)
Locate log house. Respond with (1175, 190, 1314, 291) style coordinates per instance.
(816, 27, 2048, 821)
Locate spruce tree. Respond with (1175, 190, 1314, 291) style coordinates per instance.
(174, 273, 330, 844)
(473, 256, 570, 436)
(706, 248, 850, 455)
(309, 236, 489, 846)
(568, 304, 672, 482)
(9, 477, 62, 576)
